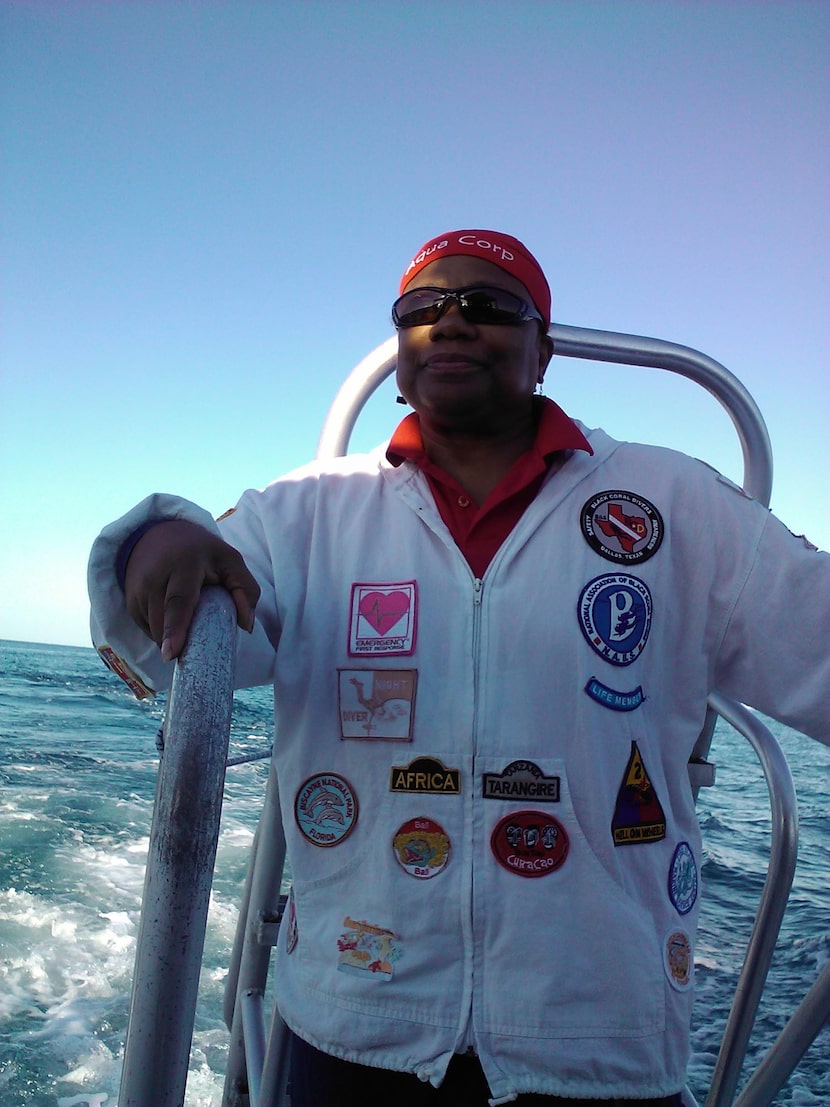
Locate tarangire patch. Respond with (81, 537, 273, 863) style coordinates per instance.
(578, 573, 652, 666)
(337, 916, 400, 980)
(611, 741, 666, 845)
(580, 489, 663, 565)
(294, 772, 358, 847)
(490, 811, 569, 878)
(348, 581, 417, 656)
(482, 760, 560, 802)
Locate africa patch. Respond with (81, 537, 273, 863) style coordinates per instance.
(584, 677, 645, 712)
(338, 669, 417, 740)
(482, 760, 560, 802)
(578, 574, 652, 666)
(668, 842, 698, 915)
(490, 811, 569, 878)
(663, 928, 693, 991)
(294, 772, 358, 847)
(348, 581, 417, 656)
(611, 742, 666, 845)
(580, 490, 663, 565)
(337, 916, 400, 980)
(97, 646, 154, 699)
(392, 817, 451, 879)
(390, 756, 460, 794)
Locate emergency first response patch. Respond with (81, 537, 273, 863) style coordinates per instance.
(578, 574, 652, 666)
(663, 928, 693, 991)
(294, 773, 358, 847)
(348, 581, 417, 656)
(97, 646, 154, 699)
(337, 916, 400, 980)
(392, 817, 451, 879)
(338, 669, 416, 740)
(490, 811, 569, 878)
(482, 760, 560, 802)
(390, 756, 461, 794)
(611, 742, 666, 845)
(668, 841, 698, 915)
(580, 490, 663, 565)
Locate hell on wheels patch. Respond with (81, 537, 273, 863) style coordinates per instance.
(338, 669, 417, 740)
(392, 817, 451, 879)
(581, 490, 664, 565)
(482, 760, 560, 802)
(668, 841, 698, 915)
(490, 811, 569, 878)
(348, 581, 417, 656)
(611, 742, 666, 845)
(578, 574, 652, 666)
(337, 916, 400, 980)
(294, 772, 358, 847)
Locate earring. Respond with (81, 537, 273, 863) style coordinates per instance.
(535, 379, 545, 396)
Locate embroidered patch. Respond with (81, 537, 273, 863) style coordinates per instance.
(294, 772, 358, 847)
(338, 668, 417, 740)
(581, 490, 664, 565)
(348, 581, 417, 656)
(337, 916, 400, 980)
(392, 817, 451, 879)
(216, 506, 237, 522)
(490, 811, 569, 878)
(97, 646, 154, 699)
(285, 888, 298, 954)
(663, 928, 693, 991)
(668, 842, 698, 915)
(482, 760, 560, 802)
(611, 742, 666, 845)
(390, 756, 461, 794)
(578, 574, 652, 666)
(584, 677, 645, 712)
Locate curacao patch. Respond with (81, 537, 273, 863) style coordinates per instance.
(490, 811, 569, 878)
(337, 916, 400, 980)
(611, 742, 666, 846)
(97, 646, 154, 699)
(294, 772, 358, 847)
(338, 668, 417, 740)
(584, 676, 645, 712)
(668, 841, 698, 915)
(581, 490, 664, 565)
(348, 581, 417, 656)
(663, 928, 693, 991)
(578, 574, 652, 666)
(390, 756, 460, 794)
(392, 817, 451, 879)
(482, 760, 560, 802)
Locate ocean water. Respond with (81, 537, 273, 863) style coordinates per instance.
(0, 638, 827, 1107)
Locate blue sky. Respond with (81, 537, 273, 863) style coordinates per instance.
(1, 0, 827, 648)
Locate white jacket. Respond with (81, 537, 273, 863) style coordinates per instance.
(88, 424, 829, 1103)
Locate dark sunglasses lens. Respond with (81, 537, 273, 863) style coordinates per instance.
(392, 285, 532, 327)
(392, 289, 445, 327)
(459, 288, 525, 323)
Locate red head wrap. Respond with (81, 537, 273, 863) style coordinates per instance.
(399, 229, 551, 329)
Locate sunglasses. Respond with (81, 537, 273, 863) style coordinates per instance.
(392, 284, 544, 329)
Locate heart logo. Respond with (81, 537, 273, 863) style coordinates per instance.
(358, 590, 410, 636)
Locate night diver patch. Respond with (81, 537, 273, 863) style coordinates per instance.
(584, 677, 645, 712)
(390, 756, 460, 794)
(482, 760, 560, 802)
(578, 574, 652, 666)
(348, 581, 417, 656)
(611, 742, 666, 845)
(338, 668, 417, 740)
(668, 842, 698, 915)
(580, 490, 663, 565)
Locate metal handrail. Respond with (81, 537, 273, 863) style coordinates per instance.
(119, 587, 237, 1107)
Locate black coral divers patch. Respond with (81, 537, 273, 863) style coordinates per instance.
(581, 490, 663, 565)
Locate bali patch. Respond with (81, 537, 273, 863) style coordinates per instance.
(348, 581, 417, 656)
(294, 772, 358, 847)
(663, 928, 693, 991)
(337, 916, 400, 980)
(338, 669, 417, 740)
(490, 811, 569, 878)
(392, 817, 451, 879)
(581, 490, 663, 565)
(482, 760, 560, 802)
(578, 574, 652, 666)
(668, 842, 698, 915)
(390, 756, 461, 794)
(611, 742, 666, 845)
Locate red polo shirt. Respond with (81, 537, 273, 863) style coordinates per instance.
(386, 398, 592, 578)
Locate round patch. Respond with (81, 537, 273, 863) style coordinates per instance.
(294, 772, 358, 847)
(663, 928, 693, 991)
(285, 888, 298, 954)
(392, 817, 451, 879)
(578, 574, 652, 666)
(581, 490, 664, 565)
(490, 811, 569, 878)
(668, 842, 698, 915)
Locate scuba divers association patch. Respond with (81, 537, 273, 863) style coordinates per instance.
(580, 490, 664, 565)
